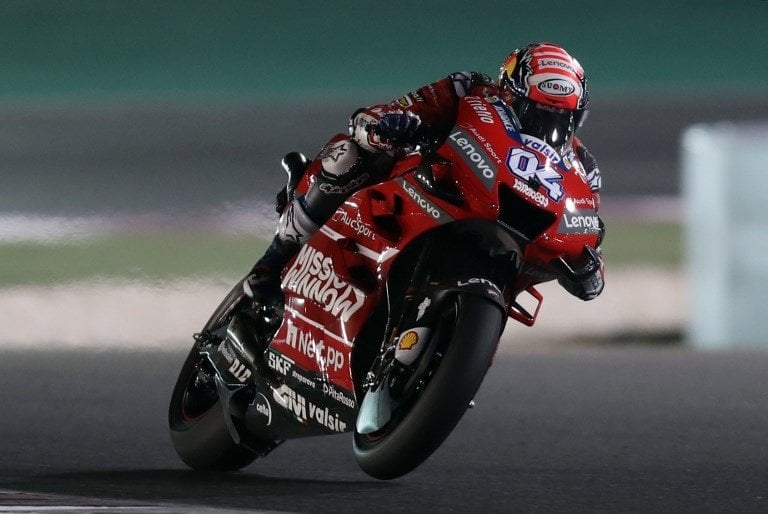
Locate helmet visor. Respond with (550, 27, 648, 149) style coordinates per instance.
(513, 98, 587, 154)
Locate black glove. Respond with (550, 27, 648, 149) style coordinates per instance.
(375, 112, 422, 145)
(558, 268, 604, 301)
(557, 248, 605, 301)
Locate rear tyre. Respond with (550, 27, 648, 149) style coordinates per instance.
(353, 293, 504, 479)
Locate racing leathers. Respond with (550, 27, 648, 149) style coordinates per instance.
(244, 71, 604, 303)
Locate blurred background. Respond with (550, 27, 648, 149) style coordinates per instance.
(2, 0, 767, 348)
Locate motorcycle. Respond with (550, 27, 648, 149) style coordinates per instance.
(168, 92, 603, 480)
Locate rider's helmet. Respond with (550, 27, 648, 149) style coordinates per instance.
(498, 42, 589, 154)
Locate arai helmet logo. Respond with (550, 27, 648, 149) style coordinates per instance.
(537, 78, 576, 96)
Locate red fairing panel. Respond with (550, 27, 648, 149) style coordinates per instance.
(267, 174, 453, 393)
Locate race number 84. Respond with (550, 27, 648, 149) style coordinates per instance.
(506, 147, 564, 201)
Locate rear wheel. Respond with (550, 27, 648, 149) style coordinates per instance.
(353, 293, 504, 479)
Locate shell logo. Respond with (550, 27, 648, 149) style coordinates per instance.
(399, 331, 419, 350)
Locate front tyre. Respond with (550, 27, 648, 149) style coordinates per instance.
(353, 293, 504, 480)
(168, 339, 258, 471)
(168, 279, 257, 471)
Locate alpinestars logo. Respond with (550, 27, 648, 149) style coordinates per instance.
(322, 142, 348, 162)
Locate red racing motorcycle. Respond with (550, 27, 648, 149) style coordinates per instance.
(168, 93, 603, 480)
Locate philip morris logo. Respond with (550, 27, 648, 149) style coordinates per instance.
(447, 128, 498, 190)
(283, 246, 365, 323)
(558, 208, 601, 234)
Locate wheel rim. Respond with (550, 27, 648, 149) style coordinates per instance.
(179, 357, 219, 422)
(357, 302, 456, 445)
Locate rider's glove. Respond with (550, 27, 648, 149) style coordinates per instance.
(350, 107, 421, 154)
(558, 250, 605, 301)
(376, 112, 422, 146)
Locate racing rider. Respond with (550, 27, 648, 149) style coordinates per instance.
(244, 42, 604, 305)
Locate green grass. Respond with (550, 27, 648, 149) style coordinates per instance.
(0, 232, 268, 287)
(0, 221, 681, 287)
(601, 220, 682, 268)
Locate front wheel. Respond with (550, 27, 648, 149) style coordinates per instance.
(353, 293, 504, 480)
(168, 280, 260, 471)
(168, 338, 259, 471)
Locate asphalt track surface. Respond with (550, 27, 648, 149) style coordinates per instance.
(1, 345, 768, 513)
(5, 97, 768, 216)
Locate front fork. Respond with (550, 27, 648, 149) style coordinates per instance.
(362, 236, 436, 392)
(356, 237, 510, 434)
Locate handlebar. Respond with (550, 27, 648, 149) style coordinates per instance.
(368, 123, 441, 155)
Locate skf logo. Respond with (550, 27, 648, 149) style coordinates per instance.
(399, 331, 419, 350)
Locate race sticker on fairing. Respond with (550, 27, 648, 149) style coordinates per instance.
(506, 147, 564, 202)
(558, 208, 601, 234)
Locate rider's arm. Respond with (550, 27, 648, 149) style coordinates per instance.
(558, 255, 605, 301)
(350, 71, 494, 153)
(573, 138, 602, 194)
(560, 138, 605, 301)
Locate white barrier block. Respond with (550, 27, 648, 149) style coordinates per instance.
(683, 122, 768, 347)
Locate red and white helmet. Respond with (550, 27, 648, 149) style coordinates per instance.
(499, 42, 589, 153)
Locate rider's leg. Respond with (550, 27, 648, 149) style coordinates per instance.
(244, 137, 370, 303)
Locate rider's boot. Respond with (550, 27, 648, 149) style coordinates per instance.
(243, 197, 319, 306)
